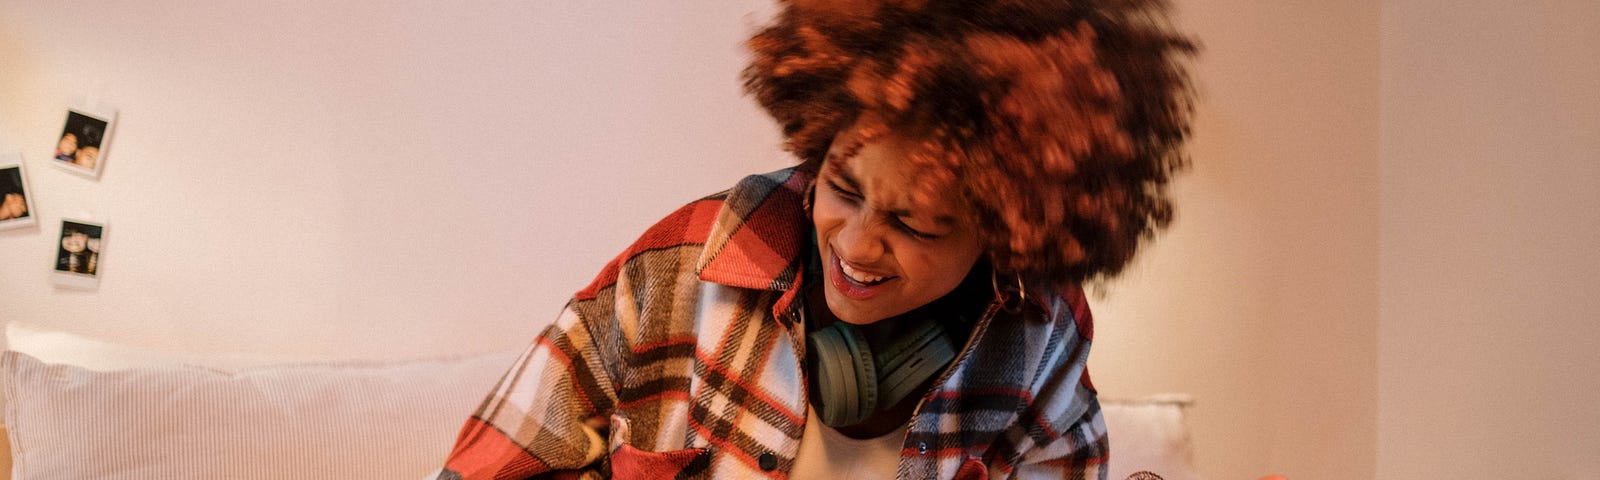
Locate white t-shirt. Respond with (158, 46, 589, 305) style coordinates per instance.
(789, 407, 908, 478)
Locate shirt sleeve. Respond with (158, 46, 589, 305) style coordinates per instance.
(437, 303, 619, 480)
(1008, 285, 1109, 480)
(1009, 398, 1109, 480)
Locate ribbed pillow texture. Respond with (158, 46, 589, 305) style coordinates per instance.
(1, 348, 520, 480)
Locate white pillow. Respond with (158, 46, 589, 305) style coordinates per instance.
(1101, 394, 1202, 480)
(1, 348, 522, 480)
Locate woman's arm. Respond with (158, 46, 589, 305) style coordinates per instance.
(1008, 285, 1109, 480)
(1009, 399, 1110, 480)
(438, 304, 619, 479)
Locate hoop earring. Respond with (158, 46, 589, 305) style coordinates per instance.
(991, 270, 1027, 313)
(1014, 274, 1027, 308)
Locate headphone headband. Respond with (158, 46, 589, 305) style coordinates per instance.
(807, 319, 956, 428)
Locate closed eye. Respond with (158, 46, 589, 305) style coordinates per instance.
(892, 216, 940, 240)
(826, 180, 861, 202)
(826, 176, 942, 240)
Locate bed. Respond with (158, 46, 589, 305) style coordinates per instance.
(0, 322, 1203, 480)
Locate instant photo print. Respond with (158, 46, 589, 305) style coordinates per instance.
(0, 153, 36, 230)
(51, 107, 117, 179)
(52, 218, 107, 289)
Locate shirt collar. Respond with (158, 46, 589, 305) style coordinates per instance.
(694, 167, 814, 293)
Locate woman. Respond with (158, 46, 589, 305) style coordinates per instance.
(440, 1, 1193, 478)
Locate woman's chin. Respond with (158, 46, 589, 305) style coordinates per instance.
(835, 315, 885, 325)
(821, 290, 893, 325)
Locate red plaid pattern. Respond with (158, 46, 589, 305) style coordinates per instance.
(440, 168, 1106, 479)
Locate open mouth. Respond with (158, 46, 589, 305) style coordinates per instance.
(839, 260, 893, 286)
(830, 249, 898, 291)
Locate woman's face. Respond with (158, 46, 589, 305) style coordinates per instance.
(812, 135, 984, 325)
(75, 146, 99, 168)
(62, 232, 87, 253)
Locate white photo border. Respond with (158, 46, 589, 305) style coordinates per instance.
(51, 217, 108, 290)
(50, 105, 118, 180)
(0, 153, 38, 230)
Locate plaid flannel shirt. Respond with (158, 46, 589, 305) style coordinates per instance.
(440, 167, 1107, 480)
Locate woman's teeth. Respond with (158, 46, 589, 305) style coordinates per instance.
(840, 262, 888, 284)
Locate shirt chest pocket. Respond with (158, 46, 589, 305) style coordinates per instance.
(611, 443, 712, 479)
(608, 414, 711, 478)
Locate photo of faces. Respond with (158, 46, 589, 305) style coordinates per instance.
(53, 219, 106, 289)
(52, 109, 115, 178)
(0, 158, 35, 229)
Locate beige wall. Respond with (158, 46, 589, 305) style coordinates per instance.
(1378, 1, 1600, 478)
(1094, 1, 1379, 479)
(0, 1, 788, 359)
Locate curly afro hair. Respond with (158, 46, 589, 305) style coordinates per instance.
(744, 0, 1197, 286)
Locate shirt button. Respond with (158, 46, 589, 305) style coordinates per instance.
(918, 442, 929, 455)
(758, 451, 778, 471)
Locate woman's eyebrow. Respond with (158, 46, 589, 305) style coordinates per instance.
(833, 167, 864, 192)
(890, 209, 958, 226)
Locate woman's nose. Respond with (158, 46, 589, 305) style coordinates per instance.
(834, 215, 885, 264)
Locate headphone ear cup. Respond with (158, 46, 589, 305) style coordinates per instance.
(808, 323, 878, 427)
(875, 320, 956, 412)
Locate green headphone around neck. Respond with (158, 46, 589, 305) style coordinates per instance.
(807, 318, 957, 427)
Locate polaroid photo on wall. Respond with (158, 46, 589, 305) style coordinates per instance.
(50, 106, 117, 179)
(51, 218, 107, 289)
(1, 153, 38, 230)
